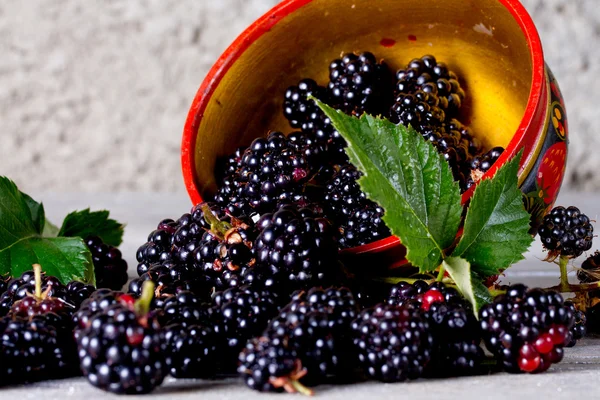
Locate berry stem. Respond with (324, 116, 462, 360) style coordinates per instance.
(201, 203, 232, 240)
(289, 379, 314, 396)
(33, 263, 42, 300)
(559, 255, 570, 292)
(436, 265, 446, 282)
(544, 280, 600, 294)
(134, 280, 155, 317)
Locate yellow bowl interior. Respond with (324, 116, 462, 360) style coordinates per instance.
(193, 0, 533, 197)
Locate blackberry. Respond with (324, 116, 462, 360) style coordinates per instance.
(212, 285, 281, 364)
(465, 146, 505, 189)
(135, 218, 179, 274)
(159, 290, 212, 327)
(389, 90, 446, 133)
(248, 204, 340, 291)
(72, 289, 132, 333)
(283, 79, 348, 163)
(577, 250, 600, 283)
(479, 284, 575, 373)
(0, 269, 71, 317)
(239, 335, 312, 395)
(387, 281, 482, 376)
(66, 280, 96, 309)
(0, 312, 79, 386)
(76, 282, 166, 394)
(538, 206, 594, 258)
(323, 164, 390, 248)
(214, 131, 327, 217)
(565, 302, 586, 347)
(445, 118, 481, 158)
(85, 236, 128, 290)
(161, 323, 219, 378)
(395, 54, 465, 116)
(327, 52, 394, 116)
(351, 303, 434, 382)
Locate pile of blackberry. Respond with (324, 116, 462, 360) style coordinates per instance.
(479, 284, 575, 373)
(238, 286, 359, 393)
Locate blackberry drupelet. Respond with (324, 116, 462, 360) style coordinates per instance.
(161, 323, 219, 378)
(282, 79, 348, 163)
(578, 251, 600, 283)
(214, 131, 327, 217)
(388, 90, 446, 133)
(324, 164, 391, 248)
(465, 146, 505, 189)
(479, 284, 575, 373)
(538, 206, 594, 258)
(239, 335, 312, 394)
(85, 236, 128, 290)
(212, 285, 281, 365)
(76, 282, 166, 394)
(328, 52, 394, 116)
(351, 302, 434, 382)
(395, 54, 465, 117)
(0, 312, 79, 386)
(248, 204, 340, 291)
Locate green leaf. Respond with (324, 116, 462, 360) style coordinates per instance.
(0, 236, 95, 285)
(442, 257, 491, 315)
(42, 220, 60, 237)
(20, 191, 45, 234)
(58, 208, 125, 246)
(0, 177, 39, 248)
(451, 151, 533, 277)
(315, 100, 462, 272)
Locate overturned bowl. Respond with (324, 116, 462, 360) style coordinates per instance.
(181, 0, 568, 271)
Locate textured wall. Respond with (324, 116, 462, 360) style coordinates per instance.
(1, 0, 598, 193)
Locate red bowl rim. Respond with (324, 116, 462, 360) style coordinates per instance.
(181, 0, 545, 253)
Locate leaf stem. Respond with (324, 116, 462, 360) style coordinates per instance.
(33, 263, 42, 299)
(559, 255, 570, 292)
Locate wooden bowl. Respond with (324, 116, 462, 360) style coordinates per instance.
(181, 0, 568, 271)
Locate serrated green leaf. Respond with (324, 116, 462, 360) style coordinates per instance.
(0, 177, 39, 248)
(20, 191, 45, 234)
(451, 151, 533, 277)
(442, 257, 491, 316)
(0, 236, 95, 285)
(315, 100, 462, 272)
(42, 220, 60, 237)
(58, 208, 125, 246)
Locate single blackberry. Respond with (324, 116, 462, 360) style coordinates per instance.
(465, 146, 505, 189)
(66, 281, 96, 309)
(212, 285, 281, 366)
(395, 54, 465, 116)
(85, 236, 128, 290)
(323, 164, 390, 248)
(565, 302, 586, 347)
(238, 335, 312, 395)
(158, 290, 212, 327)
(282, 79, 348, 163)
(388, 90, 445, 133)
(445, 118, 481, 158)
(135, 218, 179, 274)
(76, 282, 166, 394)
(387, 281, 482, 376)
(327, 52, 393, 116)
(538, 206, 594, 258)
(578, 251, 600, 283)
(247, 204, 340, 291)
(0, 269, 70, 317)
(72, 289, 132, 333)
(0, 312, 79, 386)
(214, 131, 327, 217)
(479, 284, 575, 373)
(351, 302, 434, 382)
(161, 323, 219, 378)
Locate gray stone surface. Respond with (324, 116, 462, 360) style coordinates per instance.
(0, 189, 596, 399)
(1, 0, 599, 193)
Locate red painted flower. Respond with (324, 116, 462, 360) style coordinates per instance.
(536, 142, 567, 204)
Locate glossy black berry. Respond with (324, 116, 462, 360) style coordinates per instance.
(352, 302, 434, 382)
(538, 206, 594, 258)
(328, 52, 394, 116)
(389, 90, 445, 133)
(161, 323, 218, 378)
(479, 284, 575, 373)
(565, 302, 586, 347)
(465, 146, 505, 189)
(85, 236, 128, 290)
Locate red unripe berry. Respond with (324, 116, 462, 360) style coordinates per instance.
(421, 289, 444, 311)
(534, 333, 554, 354)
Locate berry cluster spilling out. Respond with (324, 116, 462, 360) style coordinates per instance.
(85, 236, 129, 290)
(538, 206, 594, 258)
(239, 286, 359, 393)
(479, 284, 575, 373)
